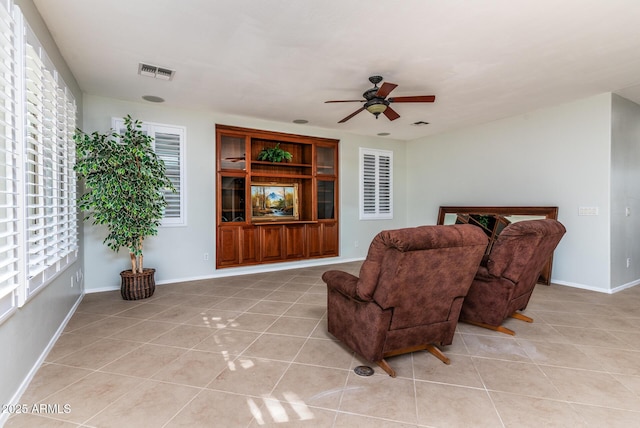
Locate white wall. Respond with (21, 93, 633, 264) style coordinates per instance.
(81, 95, 408, 291)
(406, 94, 613, 292)
(610, 94, 640, 290)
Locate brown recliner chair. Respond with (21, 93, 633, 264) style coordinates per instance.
(459, 219, 566, 335)
(322, 224, 488, 377)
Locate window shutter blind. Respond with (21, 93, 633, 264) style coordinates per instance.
(23, 28, 77, 299)
(0, 0, 21, 320)
(25, 42, 51, 289)
(0, 1, 77, 314)
(112, 118, 185, 226)
(378, 153, 391, 215)
(362, 153, 376, 215)
(154, 130, 182, 221)
(359, 148, 393, 220)
(56, 85, 77, 258)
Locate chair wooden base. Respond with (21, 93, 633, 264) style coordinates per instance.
(376, 344, 451, 377)
(460, 318, 515, 336)
(461, 312, 533, 336)
(510, 312, 533, 323)
(376, 359, 397, 378)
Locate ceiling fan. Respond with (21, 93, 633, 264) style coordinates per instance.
(325, 76, 436, 123)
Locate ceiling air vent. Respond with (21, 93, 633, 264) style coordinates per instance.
(138, 63, 175, 81)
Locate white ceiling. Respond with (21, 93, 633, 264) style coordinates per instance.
(33, 0, 640, 141)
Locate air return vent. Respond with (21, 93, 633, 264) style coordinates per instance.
(138, 63, 175, 81)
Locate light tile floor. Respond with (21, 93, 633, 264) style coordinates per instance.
(6, 261, 640, 427)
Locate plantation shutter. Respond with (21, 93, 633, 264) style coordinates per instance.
(153, 127, 183, 223)
(23, 26, 77, 298)
(359, 147, 393, 220)
(56, 85, 77, 260)
(0, 0, 21, 320)
(378, 154, 391, 214)
(112, 119, 185, 226)
(362, 152, 376, 215)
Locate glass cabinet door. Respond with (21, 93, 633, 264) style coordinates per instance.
(316, 145, 335, 175)
(317, 180, 335, 220)
(221, 176, 246, 222)
(220, 135, 246, 170)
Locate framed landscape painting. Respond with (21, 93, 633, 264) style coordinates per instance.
(251, 183, 299, 221)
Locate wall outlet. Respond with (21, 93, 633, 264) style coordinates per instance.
(72, 269, 83, 288)
(627, 258, 631, 268)
(203, 252, 209, 261)
(71, 269, 84, 287)
(626, 207, 631, 217)
(354, 241, 359, 248)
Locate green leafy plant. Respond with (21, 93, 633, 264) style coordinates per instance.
(475, 215, 490, 229)
(74, 115, 175, 274)
(257, 143, 293, 162)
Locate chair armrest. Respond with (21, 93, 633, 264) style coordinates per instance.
(322, 270, 361, 299)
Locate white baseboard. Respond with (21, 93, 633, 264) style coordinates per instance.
(551, 277, 640, 294)
(85, 257, 365, 294)
(610, 278, 640, 293)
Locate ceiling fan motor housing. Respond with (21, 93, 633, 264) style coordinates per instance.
(363, 88, 379, 100)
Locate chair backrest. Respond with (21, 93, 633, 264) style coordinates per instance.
(486, 219, 566, 292)
(356, 224, 488, 330)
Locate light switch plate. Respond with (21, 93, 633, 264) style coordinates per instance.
(578, 206, 599, 216)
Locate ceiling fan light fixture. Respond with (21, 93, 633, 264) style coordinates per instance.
(365, 101, 387, 117)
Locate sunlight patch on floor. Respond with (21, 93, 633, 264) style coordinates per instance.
(247, 392, 316, 425)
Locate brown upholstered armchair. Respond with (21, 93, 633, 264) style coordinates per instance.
(322, 224, 488, 377)
(459, 219, 566, 335)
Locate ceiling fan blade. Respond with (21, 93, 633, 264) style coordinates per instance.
(325, 99, 365, 103)
(375, 82, 398, 98)
(383, 106, 400, 121)
(388, 95, 436, 103)
(338, 107, 365, 123)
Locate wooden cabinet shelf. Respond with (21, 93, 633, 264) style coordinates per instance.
(216, 125, 339, 268)
(250, 173, 313, 179)
(251, 161, 312, 168)
(250, 162, 312, 177)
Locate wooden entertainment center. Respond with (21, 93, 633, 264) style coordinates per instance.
(216, 125, 339, 268)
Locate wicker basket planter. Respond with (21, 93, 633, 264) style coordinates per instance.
(120, 268, 156, 300)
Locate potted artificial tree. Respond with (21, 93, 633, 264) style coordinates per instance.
(74, 115, 175, 300)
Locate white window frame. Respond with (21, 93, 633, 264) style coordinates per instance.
(22, 20, 77, 303)
(359, 147, 393, 220)
(112, 118, 186, 226)
(0, 0, 78, 319)
(0, 0, 23, 321)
